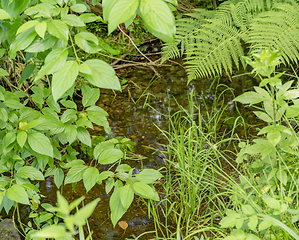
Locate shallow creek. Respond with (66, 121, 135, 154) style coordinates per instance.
(34, 62, 258, 239)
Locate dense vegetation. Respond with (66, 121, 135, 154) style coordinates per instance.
(1, 0, 299, 239)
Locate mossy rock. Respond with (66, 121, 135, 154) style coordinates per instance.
(0, 219, 21, 240)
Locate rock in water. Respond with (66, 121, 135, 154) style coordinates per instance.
(0, 219, 21, 240)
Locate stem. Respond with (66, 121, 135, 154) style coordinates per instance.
(69, 32, 80, 64)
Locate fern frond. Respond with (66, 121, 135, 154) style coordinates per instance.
(249, 3, 299, 65)
(185, 20, 246, 80)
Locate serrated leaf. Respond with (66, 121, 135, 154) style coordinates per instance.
(52, 61, 79, 101)
(83, 167, 99, 192)
(7, 184, 29, 205)
(28, 132, 53, 157)
(132, 182, 159, 201)
(17, 166, 44, 180)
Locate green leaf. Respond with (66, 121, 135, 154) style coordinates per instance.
(79, 13, 98, 23)
(47, 20, 68, 42)
(276, 170, 288, 186)
(17, 131, 27, 148)
(119, 185, 134, 210)
(54, 168, 64, 189)
(0, 9, 11, 19)
(0, 108, 8, 122)
(108, 0, 139, 34)
(109, 187, 126, 227)
(83, 167, 99, 192)
(258, 219, 272, 231)
(75, 32, 99, 53)
(20, 64, 35, 84)
(65, 165, 88, 185)
(52, 61, 79, 101)
(263, 197, 280, 209)
(28, 132, 53, 157)
(60, 100, 77, 109)
(82, 59, 121, 90)
(77, 127, 91, 146)
(31, 225, 66, 238)
(17, 166, 44, 180)
(9, 28, 37, 58)
(105, 177, 115, 194)
(25, 119, 44, 129)
(82, 85, 100, 107)
(253, 111, 273, 123)
(248, 215, 258, 231)
(35, 21, 47, 39)
(97, 171, 114, 182)
(73, 198, 100, 226)
(139, 0, 175, 43)
(102, 0, 118, 21)
(87, 109, 110, 133)
(284, 90, 299, 100)
(64, 125, 77, 144)
(242, 205, 255, 215)
(35, 48, 68, 80)
(70, 4, 87, 13)
(16, 20, 39, 35)
(286, 105, 299, 118)
(26, 34, 57, 53)
(234, 92, 266, 105)
(267, 129, 281, 146)
(132, 182, 159, 201)
(97, 148, 123, 164)
(7, 184, 29, 205)
(62, 14, 85, 27)
(135, 169, 163, 184)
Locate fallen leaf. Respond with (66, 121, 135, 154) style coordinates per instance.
(118, 221, 128, 230)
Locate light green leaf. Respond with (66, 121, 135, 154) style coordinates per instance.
(0, 9, 11, 19)
(248, 215, 258, 231)
(132, 182, 159, 201)
(79, 13, 98, 23)
(139, 0, 175, 43)
(31, 225, 66, 238)
(97, 148, 123, 164)
(109, 187, 126, 227)
(47, 20, 68, 42)
(0, 68, 8, 77)
(52, 61, 79, 101)
(70, 4, 87, 13)
(35, 21, 47, 39)
(83, 59, 120, 90)
(64, 125, 77, 144)
(82, 85, 100, 107)
(108, 0, 139, 34)
(25, 119, 44, 129)
(258, 219, 272, 231)
(284, 90, 299, 100)
(75, 32, 99, 53)
(17, 131, 27, 148)
(17, 20, 39, 35)
(97, 171, 114, 182)
(135, 169, 163, 184)
(26, 34, 57, 53)
(76, 127, 91, 146)
(35, 48, 68, 80)
(17, 166, 44, 180)
(276, 170, 288, 186)
(7, 184, 29, 205)
(105, 177, 114, 194)
(234, 92, 266, 105)
(28, 132, 53, 157)
(62, 14, 85, 27)
(102, 0, 118, 21)
(119, 185, 134, 210)
(54, 168, 64, 189)
(242, 205, 255, 215)
(73, 198, 100, 226)
(65, 165, 88, 185)
(286, 105, 299, 118)
(263, 197, 280, 209)
(267, 129, 281, 146)
(83, 167, 99, 192)
(253, 111, 273, 123)
(0, 108, 8, 122)
(9, 28, 37, 58)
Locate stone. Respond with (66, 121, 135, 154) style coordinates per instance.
(0, 218, 21, 240)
